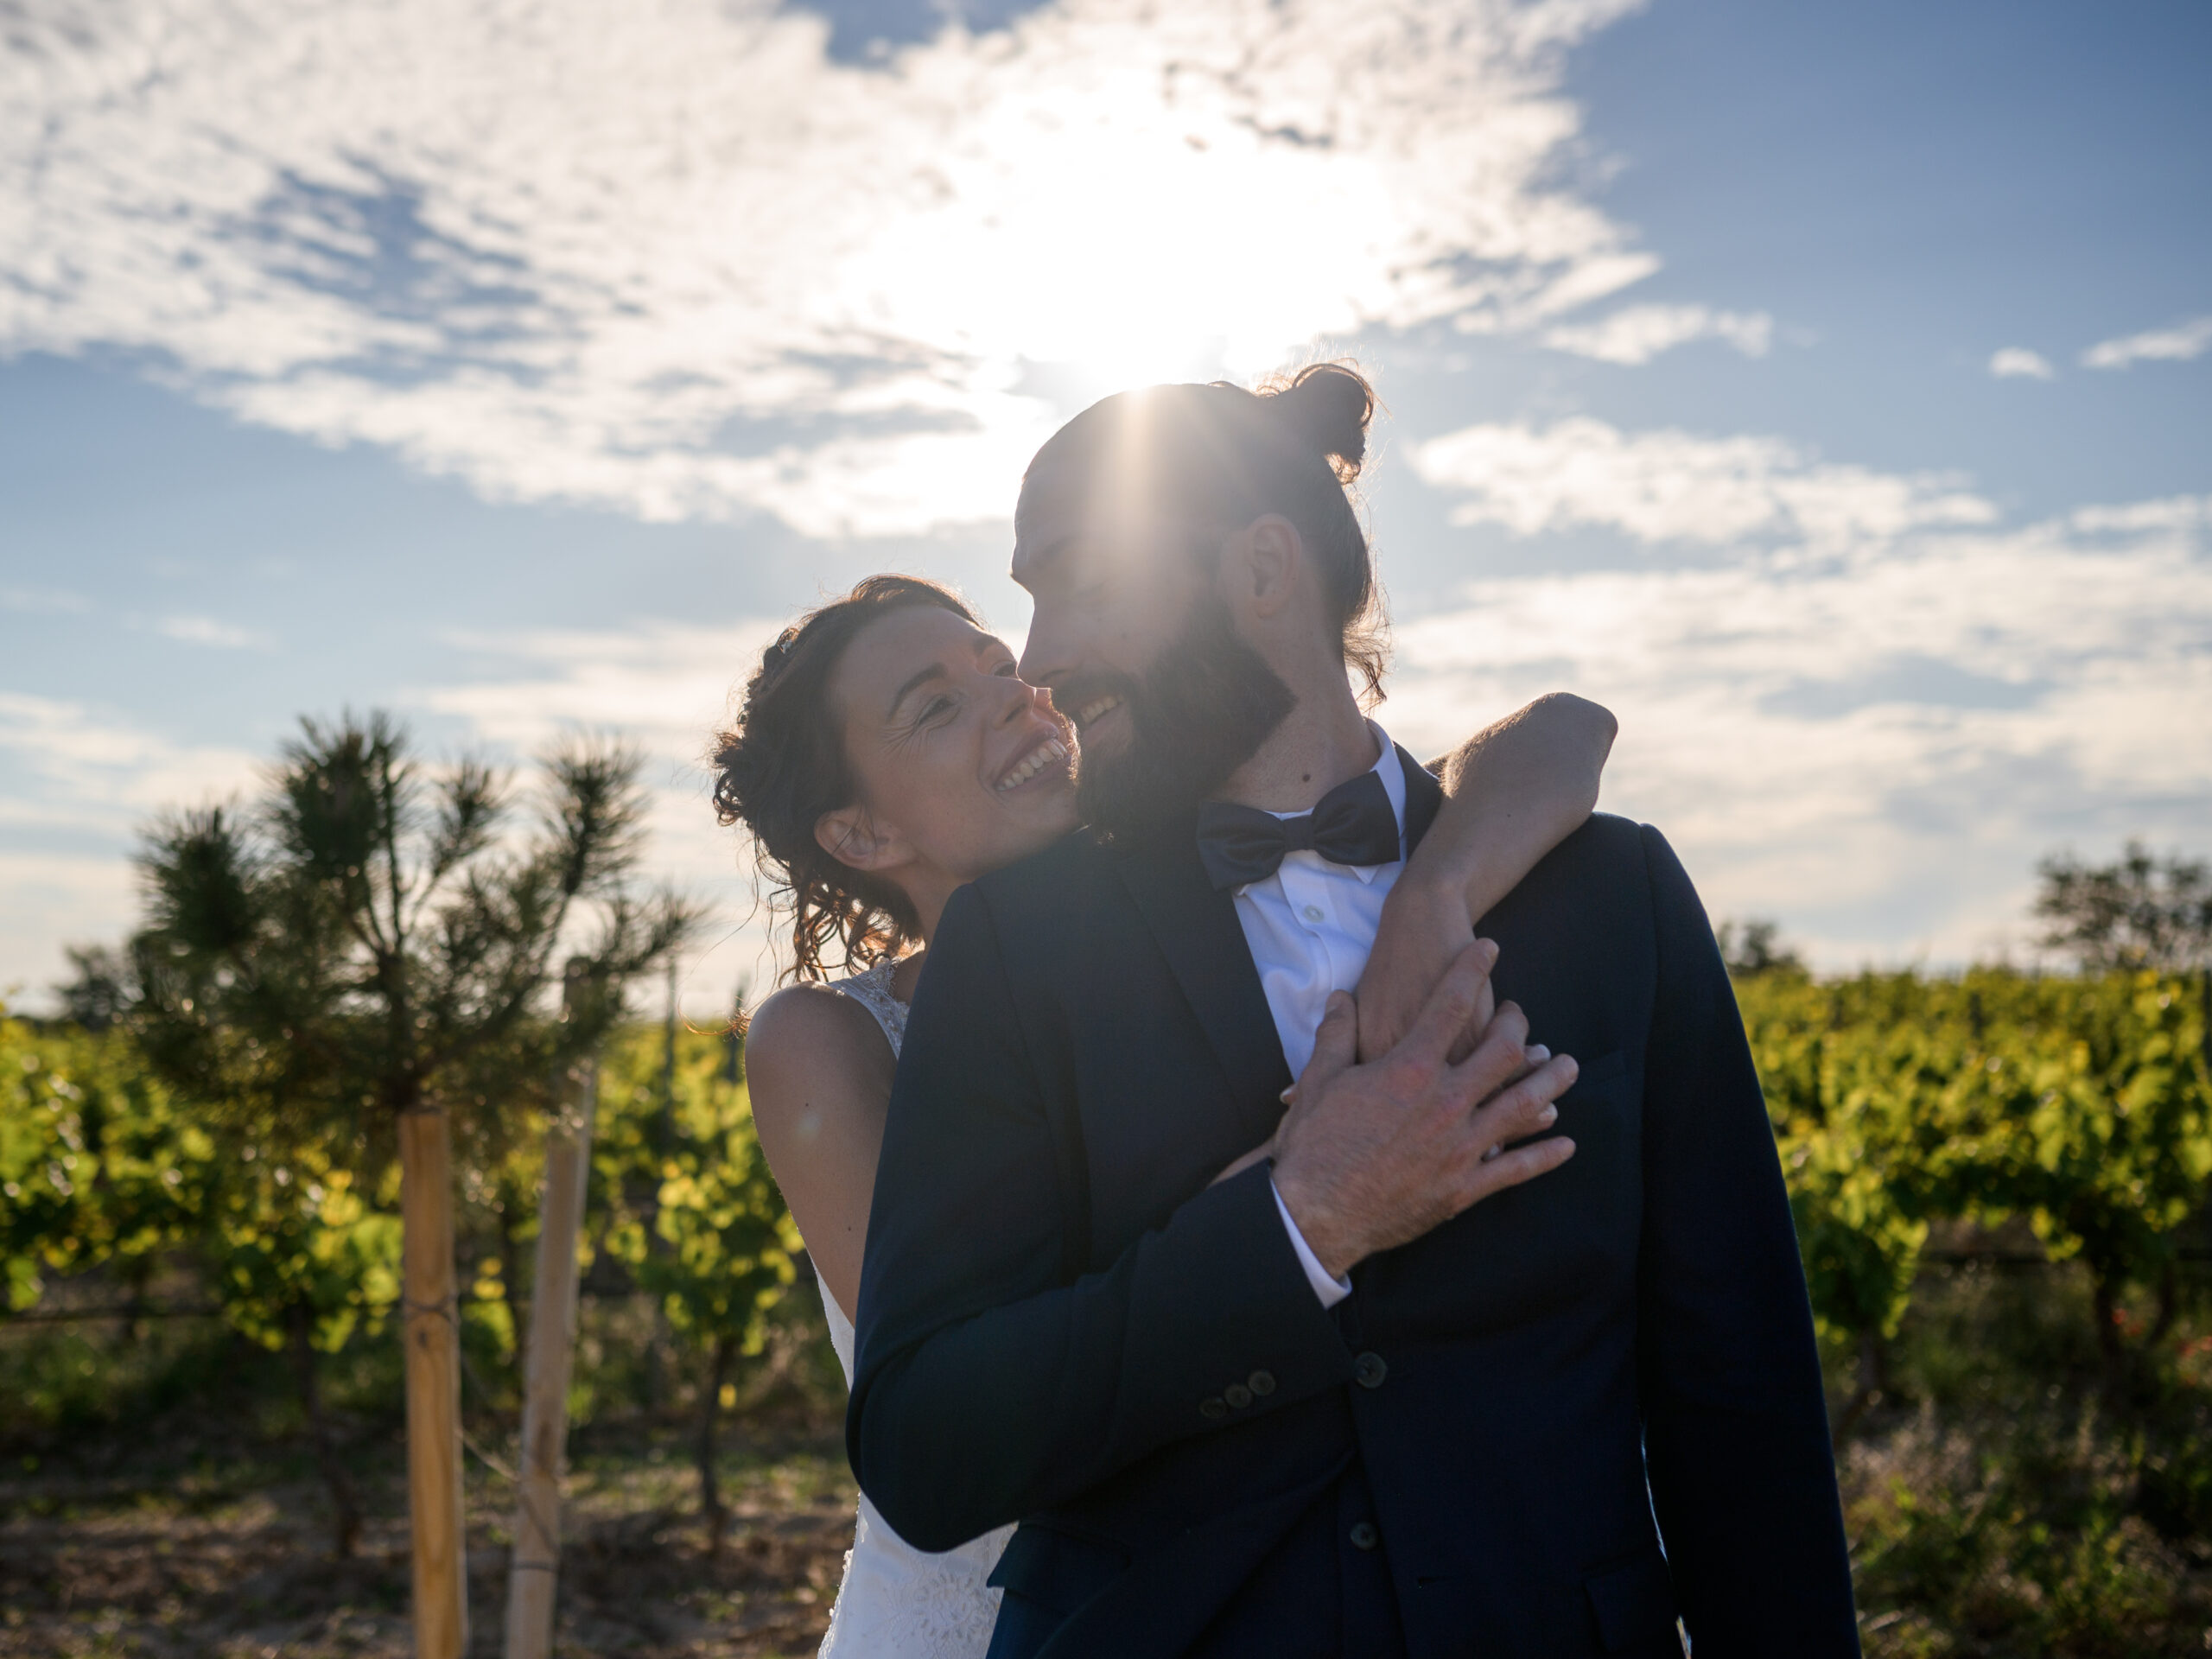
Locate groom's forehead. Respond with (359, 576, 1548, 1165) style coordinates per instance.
(1012, 468, 1089, 584)
(1012, 514, 1096, 592)
(1013, 483, 1169, 592)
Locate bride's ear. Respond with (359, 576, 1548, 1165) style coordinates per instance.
(815, 803, 910, 875)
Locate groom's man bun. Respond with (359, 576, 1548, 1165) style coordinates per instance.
(1258, 359, 1376, 486)
(1022, 359, 1389, 704)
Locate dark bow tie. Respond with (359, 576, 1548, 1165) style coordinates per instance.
(1194, 770, 1402, 891)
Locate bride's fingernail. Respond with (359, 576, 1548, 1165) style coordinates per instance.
(1525, 1045, 1549, 1063)
(1539, 1104, 1558, 1126)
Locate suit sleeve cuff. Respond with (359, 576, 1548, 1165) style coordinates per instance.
(1272, 1178, 1352, 1308)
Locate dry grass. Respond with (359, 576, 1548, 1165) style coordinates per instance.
(1828, 1262, 2212, 1658)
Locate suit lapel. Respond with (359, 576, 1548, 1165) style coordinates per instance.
(1113, 831, 1293, 1140)
(1398, 743, 1443, 855)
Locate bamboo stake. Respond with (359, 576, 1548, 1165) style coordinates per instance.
(504, 1051, 599, 1659)
(400, 1104, 468, 1659)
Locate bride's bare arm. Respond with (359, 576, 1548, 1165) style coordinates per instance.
(1211, 692, 1614, 1185)
(1358, 691, 1615, 1059)
(743, 984, 901, 1320)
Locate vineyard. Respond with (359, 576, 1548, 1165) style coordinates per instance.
(4, 963, 2212, 1656)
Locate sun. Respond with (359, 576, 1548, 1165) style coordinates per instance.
(858, 75, 1369, 408)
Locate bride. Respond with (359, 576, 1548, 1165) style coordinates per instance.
(711, 574, 1613, 1656)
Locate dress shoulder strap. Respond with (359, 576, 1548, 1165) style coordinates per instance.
(831, 959, 908, 1058)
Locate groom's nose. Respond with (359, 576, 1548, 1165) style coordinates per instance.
(1020, 678, 1059, 725)
(1018, 604, 1074, 690)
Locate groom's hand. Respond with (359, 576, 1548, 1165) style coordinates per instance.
(1271, 941, 1579, 1281)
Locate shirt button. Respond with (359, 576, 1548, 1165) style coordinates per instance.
(1224, 1383, 1254, 1408)
(1248, 1370, 1276, 1396)
(1200, 1397, 1228, 1421)
(1349, 1522, 1380, 1551)
(1353, 1351, 1389, 1389)
(1301, 903, 1325, 924)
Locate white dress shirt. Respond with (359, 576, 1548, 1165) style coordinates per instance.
(1248, 722, 1411, 1310)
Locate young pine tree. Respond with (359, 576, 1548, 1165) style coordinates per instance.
(124, 714, 692, 1641)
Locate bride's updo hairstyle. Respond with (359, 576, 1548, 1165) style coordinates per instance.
(1020, 360, 1388, 702)
(712, 575, 979, 983)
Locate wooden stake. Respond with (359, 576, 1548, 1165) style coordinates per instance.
(400, 1104, 468, 1659)
(504, 1054, 598, 1659)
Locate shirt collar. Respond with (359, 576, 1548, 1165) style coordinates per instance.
(1260, 720, 1407, 887)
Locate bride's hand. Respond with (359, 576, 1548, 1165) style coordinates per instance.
(1357, 692, 1614, 1062)
(1357, 874, 1491, 1063)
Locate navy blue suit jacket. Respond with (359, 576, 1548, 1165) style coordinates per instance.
(850, 766, 1858, 1658)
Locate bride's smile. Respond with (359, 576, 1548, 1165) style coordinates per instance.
(818, 602, 1081, 901)
(993, 734, 1070, 793)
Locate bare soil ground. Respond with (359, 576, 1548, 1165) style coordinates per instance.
(0, 1416, 856, 1658)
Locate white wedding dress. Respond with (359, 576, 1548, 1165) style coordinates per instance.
(814, 960, 1015, 1658)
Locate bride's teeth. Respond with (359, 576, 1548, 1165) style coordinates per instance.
(996, 737, 1069, 791)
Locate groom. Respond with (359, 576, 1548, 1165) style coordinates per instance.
(849, 372, 1858, 1657)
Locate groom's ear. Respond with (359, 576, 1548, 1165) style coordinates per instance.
(1230, 514, 1304, 623)
(815, 804, 911, 875)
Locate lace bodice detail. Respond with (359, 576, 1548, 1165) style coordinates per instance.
(834, 957, 910, 1056)
(813, 958, 1011, 1658)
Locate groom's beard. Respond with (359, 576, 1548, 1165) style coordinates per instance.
(1073, 591, 1297, 842)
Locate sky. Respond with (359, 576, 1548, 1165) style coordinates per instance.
(3, 0, 2208, 1013)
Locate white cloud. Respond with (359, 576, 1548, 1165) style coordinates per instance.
(155, 614, 273, 651)
(0, 853, 142, 1004)
(1988, 346, 2054, 380)
(0, 693, 263, 832)
(2081, 315, 2212, 371)
(1411, 416, 1997, 548)
(1384, 430, 2212, 968)
(2070, 494, 2210, 536)
(420, 615, 800, 1002)
(0, 0, 1655, 539)
(424, 620, 783, 756)
(0, 695, 266, 1001)
(1541, 303, 1772, 365)
(2, 588, 90, 614)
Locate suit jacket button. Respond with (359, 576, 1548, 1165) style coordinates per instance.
(1224, 1383, 1253, 1409)
(1248, 1370, 1276, 1396)
(1200, 1397, 1228, 1420)
(1353, 1351, 1388, 1389)
(1349, 1522, 1380, 1551)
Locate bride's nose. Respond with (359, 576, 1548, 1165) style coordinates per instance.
(990, 672, 1036, 727)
